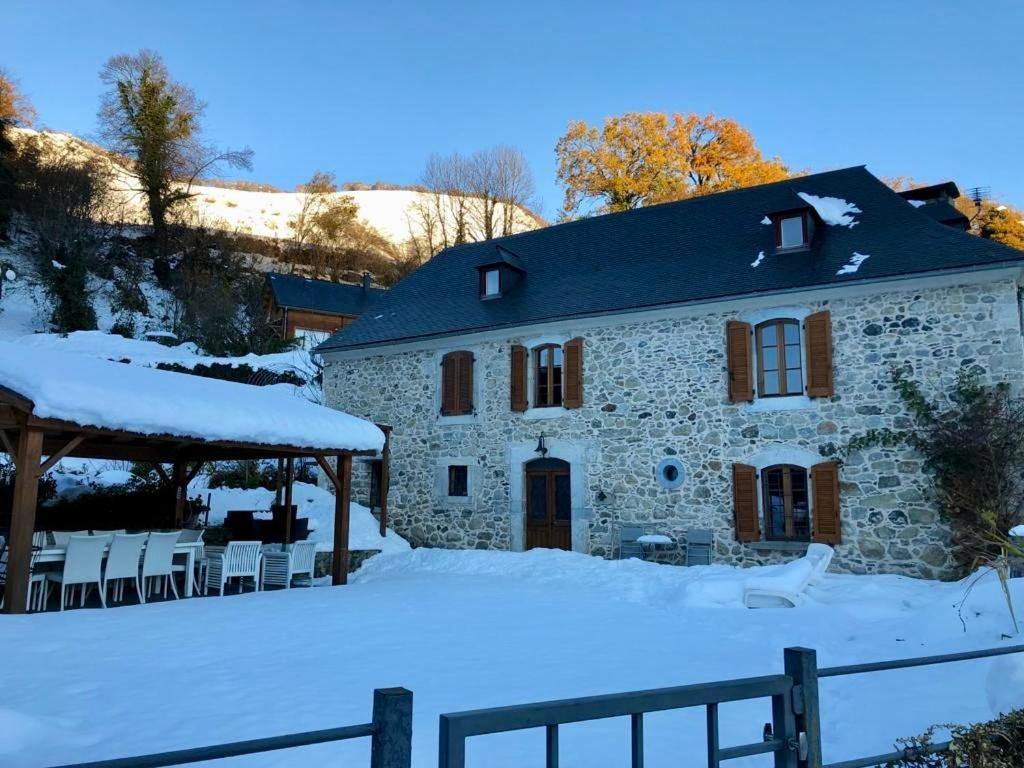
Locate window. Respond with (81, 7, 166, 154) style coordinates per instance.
(534, 344, 563, 407)
(755, 319, 803, 397)
(482, 268, 501, 297)
(778, 215, 806, 249)
(441, 351, 474, 416)
(761, 465, 811, 542)
(448, 465, 469, 497)
(368, 459, 383, 508)
(293, 328, 330, 351)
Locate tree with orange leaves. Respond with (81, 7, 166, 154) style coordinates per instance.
(555, 112, 789, 219)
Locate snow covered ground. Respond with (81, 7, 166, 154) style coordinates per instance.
(2, 549, 1022, 767)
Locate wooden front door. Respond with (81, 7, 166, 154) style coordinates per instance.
(525, 458, 571, 550)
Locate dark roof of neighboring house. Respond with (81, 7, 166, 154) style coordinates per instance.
(915, 200, 970, 229)
(266, 272, 384, 317)
(319, 166, 1024, 352)
(897, 181, 961, 202)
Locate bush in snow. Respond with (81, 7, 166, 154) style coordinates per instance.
(847, 365, 1024, 575)
(44, 243, 97, 333)
(889, 709, 1024, 767)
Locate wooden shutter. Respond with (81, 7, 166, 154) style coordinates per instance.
(562, 337, 584, 409)
(510, 345, 528, 412)
(804, 310, 834, 398)
(811, 461, 841, 544)
(457, 351, 473, 415)
(726, 321, 754, 402)
(440, 353, 458, 415)
(732, 463, 760, 542)
(441, 351, 473, 415)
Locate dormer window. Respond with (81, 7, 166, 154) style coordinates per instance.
(771, 209, 812, 251)
(482, 268, 501, 298)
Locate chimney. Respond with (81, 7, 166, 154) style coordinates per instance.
(362, 272, 372, 293)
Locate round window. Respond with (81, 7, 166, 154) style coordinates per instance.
(655, 457, 686, 490)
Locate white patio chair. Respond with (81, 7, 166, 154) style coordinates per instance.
(51, 530, 89, 548)
(805, 543, 834, 585)
(0, 532, 48, 611)
(205, 541, 263, 596)
(261, 540, 317, 589)
(102, 533, 147, 604)
(45, 534, 108, 610)
(141, 531, 182, 601)
(172, 529, 205, 595)
(743, 558, 815, 609)
(91, 529, 127, 538)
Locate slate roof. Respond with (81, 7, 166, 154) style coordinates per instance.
(266, 272, 384, 317)
(319, 167, 1024, 352)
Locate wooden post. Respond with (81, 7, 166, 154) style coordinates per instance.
(274, 457, 285, 506)
(371, 687, 413, 768)
(379, 427, 391, 539)
(4, 427, 43, 614)
(172, 461, 187, 527)
(283, 457, 294, 547)
(332, 453, 352, 585)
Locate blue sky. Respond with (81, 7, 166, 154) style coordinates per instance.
(6, 1, 1023, 217)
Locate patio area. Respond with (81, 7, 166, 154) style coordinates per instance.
(0, 341, 388, 613)
(2, 547, 1022, 768)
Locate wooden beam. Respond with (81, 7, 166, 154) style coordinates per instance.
(283, 457, 294, 546)
(332, 454, 353, 586)
(151, 463, 171, 484)
(172, 461, 187, 527)
(37, 434, 86, 476)
(184, 461, 205, 485)
(3, 427, 43, 614)
(0, 428, 16, 462)
(314, 453, 340, 489)
(379, 427, 392, 539)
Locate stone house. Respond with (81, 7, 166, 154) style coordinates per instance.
(317, 168, 1024, 579)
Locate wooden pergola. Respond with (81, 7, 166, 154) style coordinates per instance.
(0, 383, 391, 615)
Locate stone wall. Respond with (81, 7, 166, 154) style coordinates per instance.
(323, 276, 1024, 580)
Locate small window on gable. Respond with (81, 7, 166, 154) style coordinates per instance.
(482, 269, 501, 297)
(773, 211, 810, 251)
(448, 465, 469, 497)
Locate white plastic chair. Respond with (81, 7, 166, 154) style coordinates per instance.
(51, 530, 89, 548)
(0, 532, 48, 611)
(91, 529, 127, 538)
(743, 558, 815, 609)
(102, 533, 147, 604)
(205, 541, 263, 596)
(45, 534, 108, 610)
(141, 531, 182, 601)
(262, 540, 317, 589)
(172, 529, 205, 595)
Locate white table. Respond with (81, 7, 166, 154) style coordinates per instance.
(35, 541, 205, 597)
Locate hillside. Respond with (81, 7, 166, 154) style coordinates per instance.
(9, 127, 544, 259)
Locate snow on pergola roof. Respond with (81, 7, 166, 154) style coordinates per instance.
(0, 341, 383, 456)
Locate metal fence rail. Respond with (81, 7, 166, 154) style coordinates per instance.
(439, 673, 799, 768)
(44, 687, 412, 768)
(808, 643, 1024, 768)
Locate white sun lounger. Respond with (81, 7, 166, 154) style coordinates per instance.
(743, 558, 815, 609)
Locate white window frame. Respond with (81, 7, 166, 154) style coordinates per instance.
(521, 333, 571, 419)
(483, 269, 501, 297)
(778, 215, 806, 249)
(740, 306, 814, 413)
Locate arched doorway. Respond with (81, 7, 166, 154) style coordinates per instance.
(525, 457, 571, 550)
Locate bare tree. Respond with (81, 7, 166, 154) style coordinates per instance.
(97, 50, 253, 247)
(0, 69, 37, 126)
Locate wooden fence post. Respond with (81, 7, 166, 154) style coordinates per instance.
(371, 687, 412, 768)
(785, 647, 822, 768)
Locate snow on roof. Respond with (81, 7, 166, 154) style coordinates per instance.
(0, 341, 383, 452)
(837, 252, 871, 276)
(16, 331, 311, 377)
(797, 192, 861, 228)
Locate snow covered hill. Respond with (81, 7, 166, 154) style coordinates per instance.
(9, 127, 544, 256)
